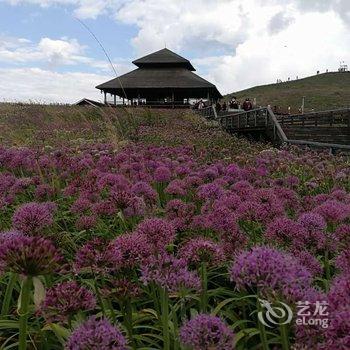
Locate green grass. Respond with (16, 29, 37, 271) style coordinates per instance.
(225, 71, 350, 112)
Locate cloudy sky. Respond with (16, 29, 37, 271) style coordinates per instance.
(0, 0, 349, 103)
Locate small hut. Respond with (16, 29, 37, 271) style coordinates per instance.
(74, 98, 104, 107)
(96, 48, 222, 106)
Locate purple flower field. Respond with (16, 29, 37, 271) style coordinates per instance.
(0, 105, 350, 349)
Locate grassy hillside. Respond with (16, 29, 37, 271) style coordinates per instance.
(0, 103, 267, 160)
(225, 71, 350, 113)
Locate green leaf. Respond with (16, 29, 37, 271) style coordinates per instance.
(33, 277, 46, 311)
(43, 323, 70, 345)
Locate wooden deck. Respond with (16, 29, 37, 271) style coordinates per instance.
(196, 106, 350, 153)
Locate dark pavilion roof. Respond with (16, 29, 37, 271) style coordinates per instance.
(132, 48, 195, 70)
(96, 48, 222, 99)
(96, 68, 217, 89)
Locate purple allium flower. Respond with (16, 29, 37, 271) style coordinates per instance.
(0, 235, 62, 276)
(321, 310, 350, 350)
(274, 187, 300, 211)
(203, 207, 238, 234)
(108, 232, 151, 270)
(179, 314, 234, 350)
(225, 163, 243, 181)
(131, 181, 158, 204)
(141, 253, 201, 293)
(183, 175, 203, 188)
(327, 274, 350, 312)
(154, 166, 172, 182)
(230, 246, 312, 300)
(179, 237, 225, 266)
(135, 218, 176, 252)
(291, 249, 323, 277)
(34, 184, 55, 200)
(212, 193, 241, 212)
(165, 179, 187, 196)
(318, 274, 350, 349)
(333, 224, 350, 249)
(111, 191, 145, 218)
(285, 175, 300, 188)
(92, 200, 116, 216)
(66, 316, 127, 350)
(330, 189, 348, 202)
(297, 212, 327, 250)
(0, 230, 24, 244)
(265, 217, 306, 248)
(238, 189, 284, 224)
(97, 173, 130, 192)
(297, 212, 327, 232)
(295, 288, 328, 349)
(203, 166, 219, 180)
(314, 200, 350, 224)
(71, 197, 92, 214)
(197, 182, 225, 201)
(75, 215, 97, 231)
(12, 202, 56, 235)
(74, 238, 116, 274)
(41, 281, 96, 323)
(165, 199, 195, 230)
(335, 250, 350, 275)
(230, 180, 253, 198)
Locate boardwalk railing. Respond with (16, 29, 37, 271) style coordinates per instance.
(195, 105, 217, 119)
(195, 105, 350, 153)
(279, 108, 350, 127)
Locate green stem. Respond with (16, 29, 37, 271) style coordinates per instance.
(1, 273, 17, 316)
(93, 278, 107, 317)
(18, 276, 32, 350)
(257, 299, 269, 350)
(108, 300, 117, 325)
(172, 304, 180, 350)
(279, 321, 290, 350)
(123, 297, 135, 349)
(200, 262, 208, 312)
(160, 287, 170, 350)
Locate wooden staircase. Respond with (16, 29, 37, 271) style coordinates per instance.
(196, 106, 350, 153)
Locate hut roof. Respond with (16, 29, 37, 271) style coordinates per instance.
(132, 48, 195, 70)
(96, 48, 222, 99)
(96, 68, 217, 90)
(74, 98, 104, 107)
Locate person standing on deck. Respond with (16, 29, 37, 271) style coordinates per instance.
(242, 98, 253, 111)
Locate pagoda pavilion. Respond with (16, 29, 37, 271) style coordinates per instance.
(96, 48, 222, 106)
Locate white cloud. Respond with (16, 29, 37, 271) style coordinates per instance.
(1, 0, 350, 101)
(198, 11, 350, 93)
(0, 67, 109, 103)
(0, 35, 87, 67)
(115, 0, 249, 56)
(268, 11, 295, 34)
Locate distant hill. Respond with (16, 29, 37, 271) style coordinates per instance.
(225, 71, 350, 113)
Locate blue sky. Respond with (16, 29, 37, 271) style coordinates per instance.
(0, 0, 349, 103)
(0, 2, 136, 73)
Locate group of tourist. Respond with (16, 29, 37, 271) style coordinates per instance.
(215, 97, 254, 112)
(194, 97, 255, 112)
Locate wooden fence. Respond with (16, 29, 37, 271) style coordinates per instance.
(195, 106, 350, 153)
